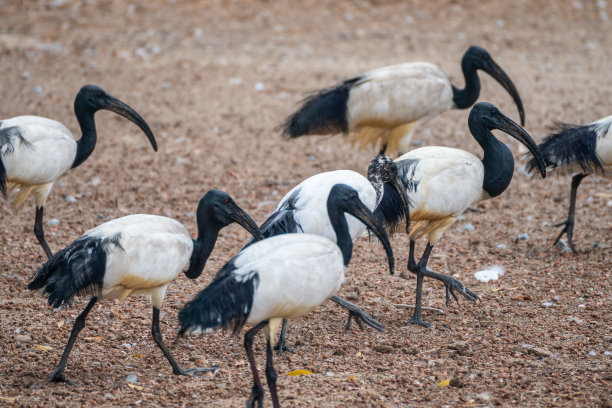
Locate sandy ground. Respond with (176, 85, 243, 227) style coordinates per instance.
(0, 0, 611, 406)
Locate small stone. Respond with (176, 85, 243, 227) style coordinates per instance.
(176, 157, 189, 165)
(496, 244, 507, 249)
(588, 350, 597, 356)
(15, 334, 32, 342)
(31, 86, 43, 94)
(373, 344, 394, 354)
(461, 223, 475, 232)
(254, 81, 265, 91)
(90, 177, 101, 186)
(105, 393, 116, 400)
(46, 218, 60, 226)
(556, 239, 573, 253)
(122, 343, 132, 349)
(541, 301, 554, 307)
(22, 71, 30, 79)
(515, 233, 529, 242)
(125, 374, 137, 383)
(593, 242, 604, 249)
(528, 347, 553, 358)
(449, 341, 470, 355)
(65, 195, 77, 203)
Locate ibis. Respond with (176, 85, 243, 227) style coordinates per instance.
(0, 84, 157, 259)
(247, 155, 409, 353)
(28, 190, 262, 384)
(179, 184, 394, 408)
(527, 115, 612, 253)
(281, 45, 524, 156)
(374, 102, 547, 327)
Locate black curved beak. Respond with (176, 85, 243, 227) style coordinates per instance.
(345, 197, 395, 275)
(480, 57, 525, 126)
(493, 112, 546, 179)
(388, 175, 411, 234)
(104, 95, 158, 152)
(229, 204, 264, 242)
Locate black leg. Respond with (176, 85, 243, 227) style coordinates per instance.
(407, 240, 418, 272)
(34, 206, 53, 259)
(329, 295, 385, 332)
(151, 307, 218, 376)
(49, 297, 97, 384)
(408, 243, 433, 328)
(553, 174, 587, 254)
(273, 319, 294, 355)
(378, 143, 388, 156)
(245, 321, 268, 408)
(265, 337, 280, 408)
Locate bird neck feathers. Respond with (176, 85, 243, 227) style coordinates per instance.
(478, 132, 514, 198)
(72, 103, 98, 168)
(452, 55, 481, 110)
(327, 203, 353, 266)
(185, 229, 219, 280)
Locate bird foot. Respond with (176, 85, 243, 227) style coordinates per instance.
(344, 309, 385, 333)
(273, 337, 295, 355)
(246, 384, 264, 408)
(175, 366, 220, 377)
(48, 368, 75, 385)
(405, 314, 432, 328)
(553, 218, 578, 254)
(421, 269, 480, 306)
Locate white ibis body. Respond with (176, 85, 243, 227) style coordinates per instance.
(527, 115, 612, 253)
(179, 184, 394, 408)
(249, 156, 409, 352)
(375, 102, 547, 327)
(28, 190, 262, 384)
(0, 84, 157, 259)
(282, 46, 525, 156)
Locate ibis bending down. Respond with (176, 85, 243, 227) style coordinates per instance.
(179, 184, 394, 408)
(281, 45, 524, 156)
(375, 102, 547, 327)
(248, 155, 409, 353)
(0, 84, 157, 259)
(28, 190, 262, 384)
(527, 116, 612, 253)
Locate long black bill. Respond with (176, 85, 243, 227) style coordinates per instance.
(345, 197, 395, 275)
(388, 175, 411, 233)
(481, 58, 525, 126)
(105, 96, 158, 151)
(229, 204, 264, 242)
(494, 112, 546, 179)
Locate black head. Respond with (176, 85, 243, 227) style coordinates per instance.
(196, 190, 263, 240)
(368, 154, 411, 227)
(328, 184, 394, 274)
(462, 46, 525, 126)
(74, 84, 157, 151)
(469, 102, 546, 179)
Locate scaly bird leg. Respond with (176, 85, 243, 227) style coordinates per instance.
(553, 173, 587, 254)
(245, 321, 268, 408)
(329, 295, 385, 332)
(273, 319, 295, 355)
(407, 243, 433, 328)
(34, 206, 53, 259)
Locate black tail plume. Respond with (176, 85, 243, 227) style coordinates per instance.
(28, 234, 121, 309)
(179, 261, 259, 336)
(528, 122, 603, 174)
(280, 76, 362, 138)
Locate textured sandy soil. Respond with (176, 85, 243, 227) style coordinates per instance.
(0, 0, 611, 406)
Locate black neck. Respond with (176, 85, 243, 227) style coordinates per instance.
(452, 55, 481, 109)
(71, 103, 97, 168)
(184, 227, 219, 279)
(327, 202, 353, 266)
(469, 120, 514, 198)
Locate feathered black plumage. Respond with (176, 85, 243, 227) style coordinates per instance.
(28, 234, 122, 309)
(178, 260, 259, 336)
(528, 122, 604, 175)
(281, 76, 363, 138)
(374, 158, 419, 233)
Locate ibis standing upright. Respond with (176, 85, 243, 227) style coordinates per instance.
(246, 154, 410, 352)
(28, 190, 262, 384)
(179, 184, 394, 408)
(0, 84, 157, 259)
(281, 45, 525, 156)
(374, 102, 547, 327)
(527, 115, 612, 253)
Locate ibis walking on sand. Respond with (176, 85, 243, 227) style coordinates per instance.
(0, 84, 157, 259)
(374, 102, 547, 327)
(527, 115, 612, 253)
(247, 155, 410, 352)
(281, 46, 525, 156)
(179, 184, 394, 408)
(28, 190, 262, 384)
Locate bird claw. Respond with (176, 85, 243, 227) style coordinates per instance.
(246, 384, 264, 408)
(406, 315, 432, 328)
(552, 218, 578, 254)
(273, 337, 295, 355)
(176, 366, 220, 377)
(48, 368, 75, 386)
(344, 309, 385, 332)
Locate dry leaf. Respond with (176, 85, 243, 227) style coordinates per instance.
(0, 396, 17, 402)
(34, 345, 53, 351)
(84, 336, 103, 342)
(127, 383, 143, 391)
(348, 376, 356, 381)
(437, 379, 450, 387)
(133, 354, 144, 358)
(57, 320, 64, 328)
(287, 369, 312, 376)
(356, 352, 362, 358)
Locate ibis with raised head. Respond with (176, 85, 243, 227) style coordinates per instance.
(527, 115, 612, 253)
(0, 84, 157, 259)
(281, 45, 525, 156)
(374, 102, 547, 327)
(179, 184, 394, 408)
(247, 155, 409, 353)
(28, 190, 262, 384)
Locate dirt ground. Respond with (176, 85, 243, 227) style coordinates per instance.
(0, 0, 611, 406)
